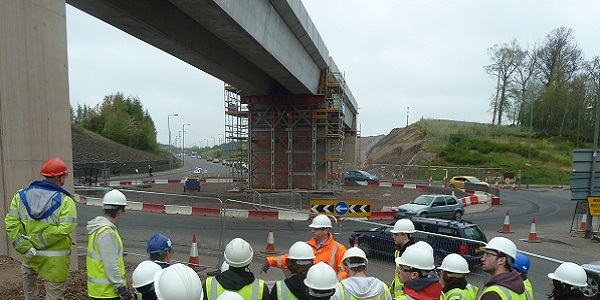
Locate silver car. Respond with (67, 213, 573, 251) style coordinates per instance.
(582, 261, 600, 299)
(394, 194, 464, 220)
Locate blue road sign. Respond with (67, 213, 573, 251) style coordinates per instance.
(334, 201, 349, 216)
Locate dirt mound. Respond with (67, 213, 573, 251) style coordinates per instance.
(365, 124, 437, 165)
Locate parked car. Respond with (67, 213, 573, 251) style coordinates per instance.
(206, 156, 213, 162)
(581, 261, 600, 299)
(348, 217, 487, 267)
(394, 194, 464, 220)
(449, 175, 489, 189)
(183, 175, 201, 192)
(344, 170, 379, 182)
(212, 158, 220, 163)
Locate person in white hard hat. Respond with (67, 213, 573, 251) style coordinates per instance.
(263, 215, 348, 279)
(216, 291, 244, 300)
(204, 238, 269, 300)
(479, 237, 527, 300)
(331, 247, 391, 300)
(389, 219, 416, 298)
(395, 241, 442, 300)
(270, 241, 315, 300)
(438, 253, 478, 300)
(304, 262, 339, 300)
(154, 263, 204, 300)
(86, 189, 132, 300)
(132, 260, 162, 300)
(547, 262, 587, 300)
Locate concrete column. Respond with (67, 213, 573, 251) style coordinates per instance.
(0, 0, 74, 266)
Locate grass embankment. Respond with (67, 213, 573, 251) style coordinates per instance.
(417, 119, 575, 185)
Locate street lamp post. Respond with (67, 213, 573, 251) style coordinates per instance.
(218, 133, 224, 145)
(167, 113, 178, 169)
(526, 88, 532, 189)
(182, 123, 191, 166)
(212, 137, 216, 147)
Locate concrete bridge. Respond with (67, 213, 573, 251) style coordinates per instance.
(1, 0, 358, 254)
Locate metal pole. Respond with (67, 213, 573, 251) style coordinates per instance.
(168, 113, 178, 169)
(587, 81, 600, 239)
(526, 89, 532, 189)
(182, 124, 191, 167)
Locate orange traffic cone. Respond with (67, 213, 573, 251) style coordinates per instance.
(494, 181, 499, 189)
(260, 225, 279, 255)
(522, 217, 541, 243)
(511, 183, 516, 191)
(451, 187, 455, 196)
(498, 211, 513, 233)
(579, 215, 587, 231)
(188, 234, 200, 270)
(353, 236, 359, 247)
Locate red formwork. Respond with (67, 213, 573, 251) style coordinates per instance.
(245, 95, 324, 190)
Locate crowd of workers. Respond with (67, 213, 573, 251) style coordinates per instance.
(3, 157, 592, 300)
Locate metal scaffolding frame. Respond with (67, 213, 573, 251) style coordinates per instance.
(226, 68, 349, 190)
(223, 83, 248, 188)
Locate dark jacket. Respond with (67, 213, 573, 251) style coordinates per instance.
(270, 275, 310, 300)
(480, 270, 526, 300)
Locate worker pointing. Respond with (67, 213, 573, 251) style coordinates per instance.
(263, 214, 348, 279)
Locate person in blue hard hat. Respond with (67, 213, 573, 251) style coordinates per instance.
(147, 233, 174, 268)
(513, 253, 534, 300)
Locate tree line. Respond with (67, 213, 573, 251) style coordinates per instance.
(70, 92, 159, 152)
(486, 27, 600, 146)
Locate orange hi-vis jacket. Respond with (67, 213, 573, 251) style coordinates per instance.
(266, 233, 348, 279)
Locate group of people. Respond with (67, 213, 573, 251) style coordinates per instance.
(3, 157, 593, 300)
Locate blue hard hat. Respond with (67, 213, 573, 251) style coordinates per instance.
(147, 233, 173, 254)
(513, 253, 530, 274)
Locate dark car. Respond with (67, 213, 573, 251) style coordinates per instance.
(348, 217, 487, 267)
(183, 176, 201, 192)
(344, 170, 379, 182)
(394, 194, 464, 220)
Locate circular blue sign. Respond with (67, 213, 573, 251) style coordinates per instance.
(334, 201, 349, 216)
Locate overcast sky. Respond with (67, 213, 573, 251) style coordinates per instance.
(65, 1, 600, 148)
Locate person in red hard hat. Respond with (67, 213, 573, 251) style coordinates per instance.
(4, 157, 77, 300)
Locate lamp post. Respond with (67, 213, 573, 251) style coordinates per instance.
(204, 139, 209, 149)
(218, 133, 224, 145)
(212, 136, 216, 147)
(167, 113, 178, 169)
(182, 123, 191, 166)
(525, 88, 532, 189)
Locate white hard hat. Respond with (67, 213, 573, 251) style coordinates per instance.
(395, 241, 435, 270)
(309, 215, 332, 228)
(304, 262, 338, 290)
(439, 253, 470, 274)
(216, 291, 244, 300)
(390, 219, 416, 234)
(220, 261, 229, 272)
(224, 238, 253, 268)
(102, 189, 127, 206)
(288, 242, 315, 262)
(132, 261, 162, 288)
(548, 262, 588, 287)
(482, 237, 517, 260)
(342, 247, 368, 268)
(154, 263, 204, 300)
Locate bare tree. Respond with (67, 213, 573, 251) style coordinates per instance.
(536, 27, 583, 86)
(485, 39, 525, 125)
(512, 48, 540, 126)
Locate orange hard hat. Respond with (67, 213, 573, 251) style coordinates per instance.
(40, 157, 69, 177)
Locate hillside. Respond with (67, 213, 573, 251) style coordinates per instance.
(71, 126, 165, 163)
(361, 119, 574, 185)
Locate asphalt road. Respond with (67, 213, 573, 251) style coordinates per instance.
(75, 187, 595, 298)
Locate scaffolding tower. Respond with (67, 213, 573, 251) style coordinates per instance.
(225, 68, 349, 190)
(224, 83, 248, 188)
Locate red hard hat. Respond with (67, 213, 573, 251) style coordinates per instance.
(40, 157, 69, 177)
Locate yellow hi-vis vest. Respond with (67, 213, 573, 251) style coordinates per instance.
(442, 283, 479, 300)
(523, 279, 533, 300)
(206, 276, 265, 300)
(337, 281, 390, 300)
(275, 281, 299, 300)
(86, 226, 126, 298)
(391, 249, 405, 298)
(4, 188, 77, 282)
(478, 285, 530, 300)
